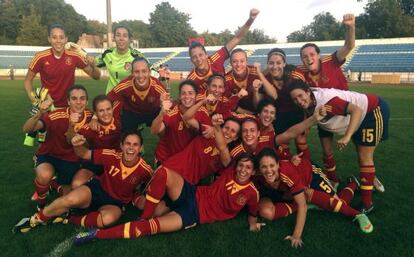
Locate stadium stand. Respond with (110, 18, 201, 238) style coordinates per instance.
(1, 38, 413, 82)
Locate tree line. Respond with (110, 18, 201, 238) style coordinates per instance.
(0, 0, 412, 47)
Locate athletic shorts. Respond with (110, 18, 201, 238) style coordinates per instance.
(84, 178, 123, 210)
(81, 161, 104, 175)
(36, 154, 81, 185)
(165, 180, 200, 229)
(310, 165, 336, 196)
(258, 186, 286, 203)
(317, 125, 334, 138)
(121, 109, 158, 132)
(274, 111, 305, 134)
(352, 98, 390, 146)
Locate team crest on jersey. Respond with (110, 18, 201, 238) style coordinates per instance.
(134, 227, 142, 237)
(178, 121, 184, 131)
(65, 57, 72, 66)
(320, 74, 329, 83)
(236, 194, 247, 206)
(124, 62, 132, 71)
(129, 176, 140, 185)
(131, 95, 136, 102)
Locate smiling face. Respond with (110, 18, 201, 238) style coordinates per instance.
(207, 77, 225, 98)
(235, 157, 255, 184)
(132, 60, 150, 88)
(259, 155, 280, 183)
(179, 84, 196, 109)
(242, 120, 260, 148)
(231, 51, 248, 77)
(114, 27, 130, 53)
(267, 54, 286, 79)
(221, 119, 240, 144)
(258, 104, 276, 128)
(301, 46, 321, 73)
(290, 88, 312, 110)
(48, 28, 67, 56)
(190, 46, 208, 70)
(68, 89, 87, 114)
(95, 99, 113, 124)
(121, 134, 142, 164)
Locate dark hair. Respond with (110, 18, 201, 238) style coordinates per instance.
(67, 84, 88, 100)
(207, 73, 225, 86)
(287, 79, 311, 95)
(48, 24, 65, 36)
(179, 79, 198, 95)
(230, 48, 247, 62)
(113, 25, 132, 39)
(300, 43, 320, 58)
(255, 147, 280, 169)
(241, 118, 260, 130)
(224, 116, 242, 139)
(257, 98, 276, 115)
(92, 94, 112, 112)
(267, 48, 286, 63)
(131, 57, 150, 69)
(235, 152, 255, 167)
(189, 41, 206, 57)
(121, 130, 144, 146)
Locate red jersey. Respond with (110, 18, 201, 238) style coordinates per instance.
(196, 167, 259, 224)
(155, 105, 211, 163)
(278, 159, 314, 195)
(196, 93, 240, 119)
(37, 108, 92, 161)
(93, 149, 153, 204)
(108, 76, 166, 114)
(163, 136, 222, 185)
(292, 53, 348, 91)
(224, 65, 260, 112)
(187, 47, 229, 94)
(265, 73, 298, 113)
(29, 49, 88, 107)
(77, 117, 122, 150)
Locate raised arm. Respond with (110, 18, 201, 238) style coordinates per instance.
(71, 134, 92, 160)
(254, 62, 277, 100)
(82, 62, 101, 80)
(225, 9, 260, 52)
(212, 114, 231, 167)
(183, 94, 215, 130)
(66, 112, 83, 144)
(150, 93, 172, 135)
(336, 14, 355, 62)
(22, 99, 52, 133)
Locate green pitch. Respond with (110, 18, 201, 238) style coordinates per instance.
(1, 80, 413, 256)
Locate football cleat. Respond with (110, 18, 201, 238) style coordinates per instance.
(307, 203, 322, 211)
(347, 175, 361, 190)
(360, 204, 374, 215)
(13, 214, 43, 233)
(23, 134, 35, 147)
(73, 229, 98, 246)
(373, 176, 385, 193)
(52, 212, 70, 225)
(354, 213, 373, 234)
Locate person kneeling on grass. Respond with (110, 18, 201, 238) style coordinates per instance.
(73, 153, 264, 245)
(14, 131, 154, 233)
(255, 147, 373, 248)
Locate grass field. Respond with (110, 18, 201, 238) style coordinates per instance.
(1, 79, 414, 257)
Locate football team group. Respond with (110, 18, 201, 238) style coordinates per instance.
(13, 9, 390, 248)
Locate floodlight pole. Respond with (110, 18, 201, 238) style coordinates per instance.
(106, 0, 113, 47)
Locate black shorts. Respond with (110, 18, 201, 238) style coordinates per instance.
(36, 154, 81, 185)
(85, 178, 123, 210)
(258, 186, 286, 203)
(309, 165, 336, 196)
(274, 111, 305, 134)
(165, 180, 200, 229)
(81, 161, 104, 175)
(121, 109, 159, 132)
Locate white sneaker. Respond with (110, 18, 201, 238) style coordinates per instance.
(373, 176, 385, 193)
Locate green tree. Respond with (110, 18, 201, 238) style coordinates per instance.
(240, 28, 276, 44)
(399, 0, 414, 16)
(86, 20, 107, 36)
(0, 0, 19, 44)
(149, 2, 196, 47)
(16, 7, 48, 45)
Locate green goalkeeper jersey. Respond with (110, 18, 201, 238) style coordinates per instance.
(96, 47, 146, 94)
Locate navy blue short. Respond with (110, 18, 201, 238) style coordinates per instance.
(352, 97, 390, 146)
(165, 180, 200, 229)
(273, 111, 305, 134)
(36, 154, 81, 185)
(121, 109, 158, 132)
(84, 178, 123, 210)
(81, 161, 104, 175)
(258, 186, 286, 203)
(310, 165, 336, 196)
(317, 125, 334, 138)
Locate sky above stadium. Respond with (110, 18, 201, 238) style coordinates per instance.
(64, 0, 367, 42)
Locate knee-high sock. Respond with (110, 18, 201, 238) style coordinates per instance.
(273, 202, 297, 220)
(360, 165, 375, 208)
(338, 181, 357, 205)
(310, 190, 360, 217)
(68, 212, 101, 228)
(141, 167, 167, 219)
(34, 178, 49, 205)
(96, 218, 160, 239)
(49, 177, 63, 196)
(323, 153, 339, 182)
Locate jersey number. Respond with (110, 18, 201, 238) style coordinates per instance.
(362, 128, 374, 143)
(108, 166, 121, 176)
(319, 181, 332, 194)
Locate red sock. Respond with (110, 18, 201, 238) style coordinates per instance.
(310, 190, 359, 217)
(96, 218, 160, 239)
(323, 153, 339, 182)
(68, 212, 101, 227)
(360, 165, 375, 208)
(273, 203, 297, 220)
(141, 167, 167, 219)
(296, 142, 311, 160)
(34, 179, 49, 205)
(37, 209, 52, 222)
(49, 177, 63, 196)
(132, 192, 144, 208)
(338, 181, 357, 205)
